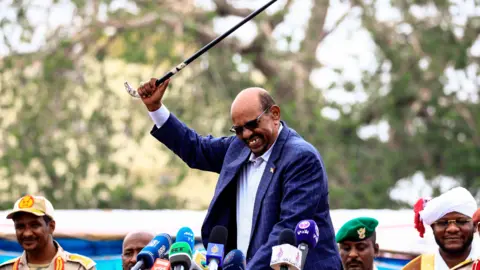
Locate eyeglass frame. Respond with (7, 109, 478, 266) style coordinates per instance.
(431, 218, 473, 229)
(229, 106, 272, 135)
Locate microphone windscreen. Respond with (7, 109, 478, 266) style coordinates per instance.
(209, 225, 228, 245)
(278, 228, 296, 246)
(223, 249, 246, 270)
(169, 242, 193, 269)
(295, 219, 319, 248)
(176, 226, 195, 250)
(136, 233, 173, 268)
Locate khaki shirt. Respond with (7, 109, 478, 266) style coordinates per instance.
(0, 241, 96, 270)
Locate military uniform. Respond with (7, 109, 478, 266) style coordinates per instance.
(0, 241, 95, 270)
(2, 195, 96, 270)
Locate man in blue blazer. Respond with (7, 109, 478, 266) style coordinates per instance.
(137, 78, 342, 269)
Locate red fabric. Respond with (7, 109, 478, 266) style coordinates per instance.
(413, 198, 429, 238)
(472, 208, 480, 224)
(472, 260, 480, 270)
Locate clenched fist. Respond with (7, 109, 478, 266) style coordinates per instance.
(137, 78, 171, 112)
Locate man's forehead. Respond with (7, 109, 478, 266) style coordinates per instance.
(13, 212, 43, 222)
(123, 241, 148, 250)
(122, 232, 153, 250)
(439, 211, 470, 220)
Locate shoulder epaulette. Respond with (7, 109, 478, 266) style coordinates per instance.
(67, 254, 96, 269)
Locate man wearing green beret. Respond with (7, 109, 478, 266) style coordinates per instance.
(336, 217, 380, 270)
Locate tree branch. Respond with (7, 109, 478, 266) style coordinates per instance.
(213, 0, 253, 17)
(319, 7, 352, 44)
(299, 0, 329, 71)
(269, 0, 294, 29)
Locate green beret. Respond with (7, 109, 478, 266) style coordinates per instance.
(335, 217, 379, 243)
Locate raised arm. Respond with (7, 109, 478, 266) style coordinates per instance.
(138, 78, 234, 173)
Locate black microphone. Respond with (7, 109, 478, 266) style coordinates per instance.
(206, 226, 228, 270)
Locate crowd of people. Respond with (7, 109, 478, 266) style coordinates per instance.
(1, 189, 479, 270)
(0, 79, 478, 270)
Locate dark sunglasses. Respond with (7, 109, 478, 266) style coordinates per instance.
(230, 106, 271, 135)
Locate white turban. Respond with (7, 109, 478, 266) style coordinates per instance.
(420, 187, 478, 226)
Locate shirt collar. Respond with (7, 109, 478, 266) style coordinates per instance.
(19, 240, 65, 265)
(248, 123, 283, 163)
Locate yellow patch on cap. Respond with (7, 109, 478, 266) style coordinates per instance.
(357, 227, 366, 239)
(18, 195, 34, 209)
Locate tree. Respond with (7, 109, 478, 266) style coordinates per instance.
(0, 0, 478, 209)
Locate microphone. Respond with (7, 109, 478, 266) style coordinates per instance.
(176, 226, 195, 251)
(169, 242, 192, 270)
(132, 233, 172, 270)
(294, 220, 319, 269)
(223, 249, 246, 270)
(270, 229, 302, 270)
(190, 250, 208, 270)
(206, 225, 228, 270)
(152, 258, 171, 270)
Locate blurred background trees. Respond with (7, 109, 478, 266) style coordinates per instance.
(0, 0, 478, 209)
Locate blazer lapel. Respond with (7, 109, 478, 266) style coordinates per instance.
(204, 144, 250, 226)
(249, 123, 290, 247)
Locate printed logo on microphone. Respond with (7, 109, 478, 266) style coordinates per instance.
(276, 247, 283, 259)
(211, 245, 219, 254)
(157, 245, 166, 258)
(298, 220, 310, 229)
(315, 224, 319, 237)
(296, 252, 300, 264)
(224, 252, 234, 265)
(296, 229, 310, 235)
(148, 240, 159, 247)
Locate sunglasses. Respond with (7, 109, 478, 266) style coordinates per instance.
(230, 107, 271, 135)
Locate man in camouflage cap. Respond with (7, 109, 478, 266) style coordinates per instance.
(336, 217, 380, 270)
(0, 195, 96, 270)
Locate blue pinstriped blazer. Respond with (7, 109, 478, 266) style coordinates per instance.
(151, 113, 342, 270)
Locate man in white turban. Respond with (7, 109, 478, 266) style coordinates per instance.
(402, 187, 479, 270)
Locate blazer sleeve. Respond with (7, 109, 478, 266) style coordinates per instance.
(150, 113, 235, 174)
(247, 150, 337, 269)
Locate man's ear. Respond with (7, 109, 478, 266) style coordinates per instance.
(270, 105, 281, 121)
(374, 243, 379, 255)
(49, 220, 56, 234)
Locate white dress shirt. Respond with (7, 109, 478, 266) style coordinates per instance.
(148, 105, 283, 255)
(236, 124, 283, 255)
